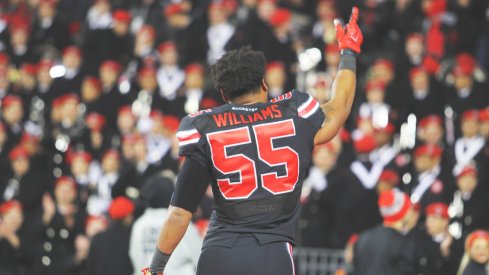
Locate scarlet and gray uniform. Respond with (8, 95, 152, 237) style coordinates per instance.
(171, 90, 324, 275)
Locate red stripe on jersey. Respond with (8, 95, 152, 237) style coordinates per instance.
(178, 132, 201, 142)
(298, 98, 318, 117)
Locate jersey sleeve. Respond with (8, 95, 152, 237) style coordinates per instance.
(176, 115, 203, 156)
(175, 115, 209, 166)
(294, 91, 325, 130)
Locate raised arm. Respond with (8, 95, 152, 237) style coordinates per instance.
(314, 7, 363, 145)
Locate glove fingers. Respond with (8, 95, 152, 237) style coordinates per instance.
(334, 19, 345, 38)
(349, 7, 359, 25)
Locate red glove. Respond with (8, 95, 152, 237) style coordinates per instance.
(334, 7, 364, 54)
(141, 268, 164, 275)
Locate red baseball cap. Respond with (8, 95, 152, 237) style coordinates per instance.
(109, 197, 135, 220)
(425, 202, 449, 219)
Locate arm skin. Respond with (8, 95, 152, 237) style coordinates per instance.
(314, 69, 356, 145)
(156, 206, 193, 254)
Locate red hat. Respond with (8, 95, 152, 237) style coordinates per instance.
(118, 106, 134, 117)
(466, 230, 489, 250)
(461, 109, 479, 122)
(419, 115, 442, 128)
(374, 59, 394, 72)
(149, 110, 164, 121)
(85, 112, 106, 131)
(378, 189, 412, 224)
(479, 109, 489, 122)
(425, 202, 449, 219)
(365, 80, 386, 93)
(9, 146, 29, 160)
(379, 169, 400, 186)
(0, 53, 9, 65)
(38, 59, 54, 70)
(407, 33, 423, 42)
(162, 115, 180, 132)
(457, 165, 477, 179)
(158, 41, 176, 53)
(71, 151, 92, 163)
(423, 0, 447, 17)
(353, 133, 377, 154)
(112, 9, 131, 23)
(108, 197, 135, 220)
(164, 3, 184, 17)
(102, 149, 120, 160)
(452, 64, 473, 77)
(63, 46, 82, 57)
(374, 123, 395, 135)
(185, 63, 204, 75)
(414, 144, 443, 159)
(54, 176, 77, 190)
(0, 200, 23, 215)
(60, 93, 79, 104)
(2, 95, 22, 108)
(269, 9, 291, 27)
(266, 61, 285, 72)
(52, 96, 64, 108)
(20, 132, 40, 144)
(325, 43, 340, 54)
(456, 53, 476, 71)
(10, 19, 30, 33)
(409, 66, 426, 80)
(138, 66, 156, 78)
(100, 60, 122, 73)
(21, 63, 38, 75)
(84, 76, 102, 92)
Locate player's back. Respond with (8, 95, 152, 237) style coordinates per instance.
(176, 90, 324, 248)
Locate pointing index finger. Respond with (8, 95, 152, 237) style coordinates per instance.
(349, 7, 359, 25)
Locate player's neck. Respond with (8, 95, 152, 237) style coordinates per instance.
(229, 89, 268, 105)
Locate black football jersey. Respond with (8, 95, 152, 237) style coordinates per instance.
(174, 90, 324, 247)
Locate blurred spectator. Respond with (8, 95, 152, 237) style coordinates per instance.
(156, 41, 184, 101)
(1, 146, 43, 214)
(129, 174, 201, 275)
(265, 61, 286, 98)
(51, 46, 85, 98)
(36, 177, 85, 275)
(404, 144, 451, 211)
(1, 95, 24, 146)
(417, 115, 445, 146)
(452, 110, 487, 176)
(449, 165, 489, 241)
(31, 0, 71, 54)
(86, 196, 134, 275)
(83, 9, 134, 72)
(457, 230, 489, 275)
(352, 189, 415, 275)
(0, 200, 25, 275)
(414, 202, 455, 275)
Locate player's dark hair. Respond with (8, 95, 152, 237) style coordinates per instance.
(211, 46, 266, 100)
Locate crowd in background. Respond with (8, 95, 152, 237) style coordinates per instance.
(0, 0, 488, 274)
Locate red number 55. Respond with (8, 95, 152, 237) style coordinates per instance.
(207, 119, 299, 200)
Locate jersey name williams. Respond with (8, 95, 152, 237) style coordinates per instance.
(212, 104, 283, 128)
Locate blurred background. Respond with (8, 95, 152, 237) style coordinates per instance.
(0, 0, 488, 274)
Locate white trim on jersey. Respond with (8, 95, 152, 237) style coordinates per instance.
(298, 96, 320, 119)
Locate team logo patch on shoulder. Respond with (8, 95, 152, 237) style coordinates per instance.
(271, 91, 292, 103)
(189, 109, 212, 117)
(430, 180, 444, 194)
